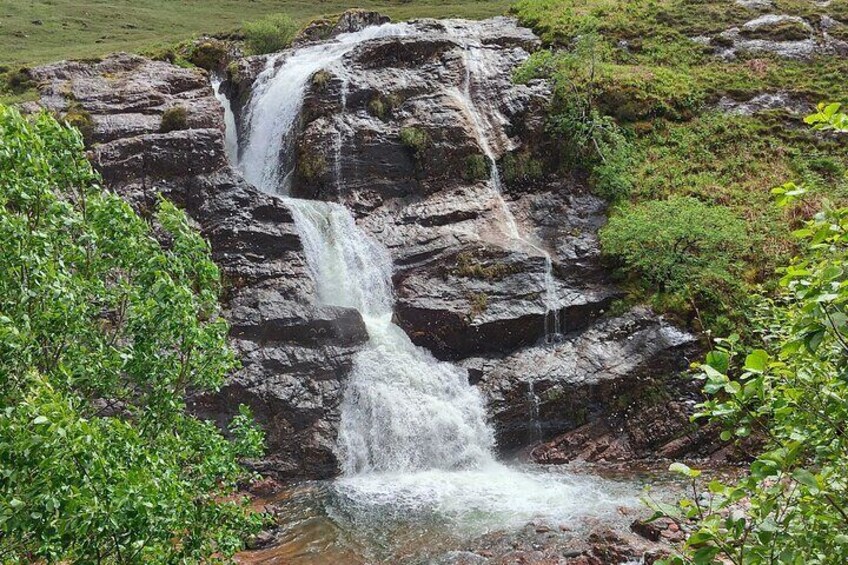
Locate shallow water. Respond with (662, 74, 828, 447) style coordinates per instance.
(239, 463, 666, 564)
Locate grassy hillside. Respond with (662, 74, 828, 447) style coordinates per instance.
(0, 0, 511, 67)
(512, 0, 848, 334)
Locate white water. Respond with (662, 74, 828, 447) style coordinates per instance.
(238, 23, 412, 194)
(219, 21, 633, 536)
(456, 45, 562, 343)
(211, 75, 239, 164)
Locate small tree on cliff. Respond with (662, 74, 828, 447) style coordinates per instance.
(0, 105, 264, 562)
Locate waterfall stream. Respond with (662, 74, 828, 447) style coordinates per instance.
(455, 45, 562, 343)
(215, 22, 637, 555)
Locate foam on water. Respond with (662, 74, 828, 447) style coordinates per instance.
(335, 464, 633, 532)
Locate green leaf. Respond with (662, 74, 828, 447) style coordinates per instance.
(705, 350, 729, 374)
(792, 468, 820, 491)
(670, 462, 701, 478)
(744, 349, 769, 373)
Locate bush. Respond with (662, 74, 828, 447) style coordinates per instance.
(297, 148, 327, 183)
(311, 69, 331, 89)
(242, 13, 298, 55)
(0, 67, 38, 105)
(548, 93, 634, 202)
(63, 102, 95, 143)
(160, 105, 189, 133)
(464, 154, 489, 181)
(503, 150, 545, 184)
(189, 40, 229, 71)
(0, 105, 264, 562)
(368, 96, 387, 120)
(600, 196, 749, 315)
(399, 126, 429, 151)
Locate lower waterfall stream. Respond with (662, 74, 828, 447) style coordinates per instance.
(217, 22, 656, 563)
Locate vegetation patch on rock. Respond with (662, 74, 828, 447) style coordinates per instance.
(160, 105, 189, 133)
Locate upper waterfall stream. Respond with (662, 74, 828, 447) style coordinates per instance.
(216, 21, 644, 562)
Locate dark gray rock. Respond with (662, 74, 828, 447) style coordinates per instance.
(29, 51, 369, 480)
(465, 307, 700, 452)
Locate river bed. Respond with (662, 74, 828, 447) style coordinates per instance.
(238, 463, 683, 564)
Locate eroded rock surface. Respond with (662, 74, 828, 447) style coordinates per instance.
(693, 11, 848, 59)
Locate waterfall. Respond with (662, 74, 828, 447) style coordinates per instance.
(230, 23, 496, 475)
(237, 23, 411, 194)
(287, 199, 495, 473)
(211, 75, 239, 164)
(456, 45, 563, 343)
(215, 21, 632, 530)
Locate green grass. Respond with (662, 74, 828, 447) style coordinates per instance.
(511, 0, 848, 332)
(0, 0, 512, 67)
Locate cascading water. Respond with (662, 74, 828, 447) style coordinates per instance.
(238, 23, 411, 194)
(457, 44, 563, 343)
(286, 199, 495, 474)
(215, 21, 637, 552)
(211, 75, 239, 164)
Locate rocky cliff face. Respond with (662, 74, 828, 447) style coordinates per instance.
(27, 13, 709, 479)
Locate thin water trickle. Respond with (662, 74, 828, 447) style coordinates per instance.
(456, 45, 562, 343)
(211, 74, 239, 164)
(527, 381, 543, 443)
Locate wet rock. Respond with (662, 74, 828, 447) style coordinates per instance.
(631, 518, 684, 543)
(734, 0, 774, 10)
(294, 10, 391, 47)
(29, 52, 370, 479)
(708, 12, 848, 59)
(717, 91, 811, 115)
(467, 307, 700, 452)
(439, 523, 665, 565)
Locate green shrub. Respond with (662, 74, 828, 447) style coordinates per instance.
(160, 105, 189, 133)
(311, 69, 331, 89)
(5, 67, 33, 92)
(600, 196, 749, 321)
(189, 40, 229, 71)
(503, 150, 545, 184)
(63, 102, 95, 143)
(464, 154, 489, 181)
(0, 105, 263, 563)
(468, 292, 489, 317)
(399, 126, 431, 170)
(453, 251, 519, 280)
(0, 67, 38, 105)
(242, 13, 298, 55)
(368, 93, 403, 121)
(548, 94, 634, 202)
(368, 96, 387, 120)
(298, 149, 327, 183)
